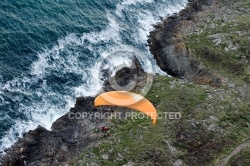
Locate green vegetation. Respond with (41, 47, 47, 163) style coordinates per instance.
(70, 76, 208, 165)
(228, 148, 250, 166)
(70, 1, 250, 165)
(70, 75, 250, 165)
(184, 2, 250, 84)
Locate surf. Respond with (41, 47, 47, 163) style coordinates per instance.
(0, 0, 187, 152)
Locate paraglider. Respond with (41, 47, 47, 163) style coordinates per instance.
(94, 91, 157, 124)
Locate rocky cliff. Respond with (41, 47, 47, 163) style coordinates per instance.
(148, 0, 221, 86)
(1, 0, 250, 165)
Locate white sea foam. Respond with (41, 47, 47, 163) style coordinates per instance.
(121, 0, 154, 5)
(0, 0, 188, 152)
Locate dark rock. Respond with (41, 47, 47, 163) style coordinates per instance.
(1, 97, 114, 166)
(0, 56, 149, 166)
(149, 0, 221, 86)
(0, 0, 222, 165)
(103, 57, 149, 93)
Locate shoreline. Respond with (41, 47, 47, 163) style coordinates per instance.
(1, 0, 223, 165)
(0, 0, 187, 155)
(148, 0, 222, 86)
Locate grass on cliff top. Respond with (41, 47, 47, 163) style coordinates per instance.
(70, 3, 250, 164)
(70, 76, 207, 166)
(227, 147, 250, 166)
(70, 76, 250, 166)
(182, 2, 250, 164)
(184, 13, 250, 85)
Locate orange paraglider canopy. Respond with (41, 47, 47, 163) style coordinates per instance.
(94, 91, 157, 124)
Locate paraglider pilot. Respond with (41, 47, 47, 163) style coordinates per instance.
(101, 126, 109, 133)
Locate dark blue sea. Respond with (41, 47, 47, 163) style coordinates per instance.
(0, 0, 187, 152)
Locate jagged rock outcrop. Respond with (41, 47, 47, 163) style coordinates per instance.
(1, 97, 114, 166)
(148, 0, 221, 86)
(103, 57, 150, 93)
(0, 0, 226, 165)
(0, 59, 147, 166)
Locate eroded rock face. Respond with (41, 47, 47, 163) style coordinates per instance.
(103, 57, 149, 93)
(0, 1, 224, 165)
(1, 59, 148, 166)
(149, 0, 221, 86)
(1, 97, 114, 166)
